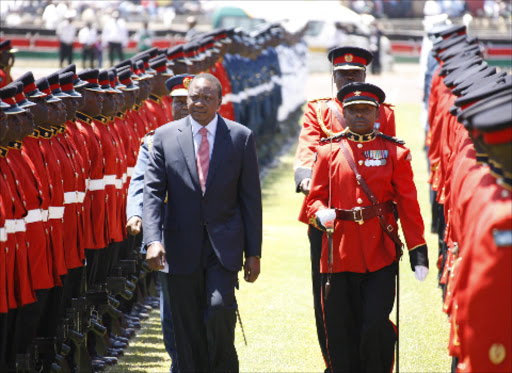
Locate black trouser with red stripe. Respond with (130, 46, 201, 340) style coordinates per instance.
(321, 263, 397, 373)
(308, 225, 328, 364)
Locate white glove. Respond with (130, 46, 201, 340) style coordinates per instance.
(315, 208, 336, 230)
(414, 265, 429, 282)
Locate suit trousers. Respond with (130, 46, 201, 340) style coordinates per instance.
(167, 230, 238, 373)
(321, 263, 397, 373)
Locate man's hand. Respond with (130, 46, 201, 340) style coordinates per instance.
(315, 208, 336, 231)
(244, 256, 260, 283)
(299, 178, 312, 195)
(146, 242, 166, 271)
(126, 216, 142, 236)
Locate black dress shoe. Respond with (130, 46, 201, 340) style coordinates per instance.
(106, 347, 124, 358)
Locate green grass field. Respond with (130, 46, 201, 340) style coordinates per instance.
(108, 102, 451, 373)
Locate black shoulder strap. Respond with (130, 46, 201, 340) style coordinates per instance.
(377, 131, 406, 145)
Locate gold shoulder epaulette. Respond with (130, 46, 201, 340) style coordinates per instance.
(376, 131, 405, 145)
(309, 97, 331, 103)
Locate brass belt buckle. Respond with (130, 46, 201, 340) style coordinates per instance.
(352, 207, 364, 225)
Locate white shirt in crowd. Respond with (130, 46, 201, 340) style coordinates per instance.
(78, 25, 98, 46)
(102, 17, 129, 47)
(56, 19, 76, 45)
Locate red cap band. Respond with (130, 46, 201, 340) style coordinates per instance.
(15, 92, 26, 102)
(50, 83, 60, 92)
(23, 81, 38, 95)
(61, 82, 74, 92)
(343, 91, 379, 101)
(3, 96, 16, 105)
(333, 54, 368, 66)
(154, 64, 166, 73)
(99, 79, 109, 87)
(477, 127, 512, 144)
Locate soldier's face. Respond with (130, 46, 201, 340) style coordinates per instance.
(152, 74, 168, 97)
(343, 103, 379, 134)
(26, 97, 50, 125)
(171, 61, 187, 75)
(333, 69, 366, 91)
(47, 100, 66, 126)
(171, 96, 189, 120)
(16, 110, 35, 138)
(83, 90, 103, 117)
(122, 90, 136, 110)
(73, 93, 85, 111)
(3, 114, 23, 143)
(187, 78, 221, 126)
(101, 93, 117, 117)
(61, 97, 78, 122)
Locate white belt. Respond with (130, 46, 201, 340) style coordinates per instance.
(64, 191, 86, 204)
(88, 179, 105, 191)
(0, 227, 6, 243)
(48, 206, 65, 220)
(104, 174, 116, 185)
(223, 93, 233, 103)
(122, 173, 127, 184)
(15, 219, 26, 232)
(42, 210, 49, 222)
(25, 209, 44, 224)
(4, 220, 16, 234)
(127, 167, 134, 177)
(115, 179, 123, 189)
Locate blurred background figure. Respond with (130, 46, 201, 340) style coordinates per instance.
(102, 10, 129, 67)
(134, 21, 154, 53)
(95, 34, 104, 68)
(0, 40, 17, 88)
(55, 10, 76, 67)
(42, 0, 68, 30)
(369, 22, 383, 75)
(78, 22, 98, 69)
(185, 16, 198, 41)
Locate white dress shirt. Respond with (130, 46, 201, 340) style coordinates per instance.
(78, 26, 98, 46)
(191, 114, 218, 160)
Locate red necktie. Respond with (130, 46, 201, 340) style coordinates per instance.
(196, 127, 210, 192)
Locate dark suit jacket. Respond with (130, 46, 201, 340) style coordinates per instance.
(142, 114, 262, 274)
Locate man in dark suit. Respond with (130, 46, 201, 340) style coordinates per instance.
(143, 73, 262, 372)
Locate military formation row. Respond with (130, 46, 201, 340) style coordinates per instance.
(423, 24, 511, 373)
(0, 24, 307, 372)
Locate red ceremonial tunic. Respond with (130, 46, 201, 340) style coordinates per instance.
(3, 145, 54, 291)
(161, 95, 174, 122)
(51, 126, 86, 269)
(456, 180, 511, 373)
(76, 112, 108, 249)
(295, 97, 396, 224)
(307, 130, 426, 273)
(210, 61, 236, 120)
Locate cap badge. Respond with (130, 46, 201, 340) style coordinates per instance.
(354, 91, 362, 96)
(183, 77, 192, 89)
(344, 54, 353, 62)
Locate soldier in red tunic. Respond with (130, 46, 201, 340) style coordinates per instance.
(293, 46, 397, 364)
(307, 82, 428, 372)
